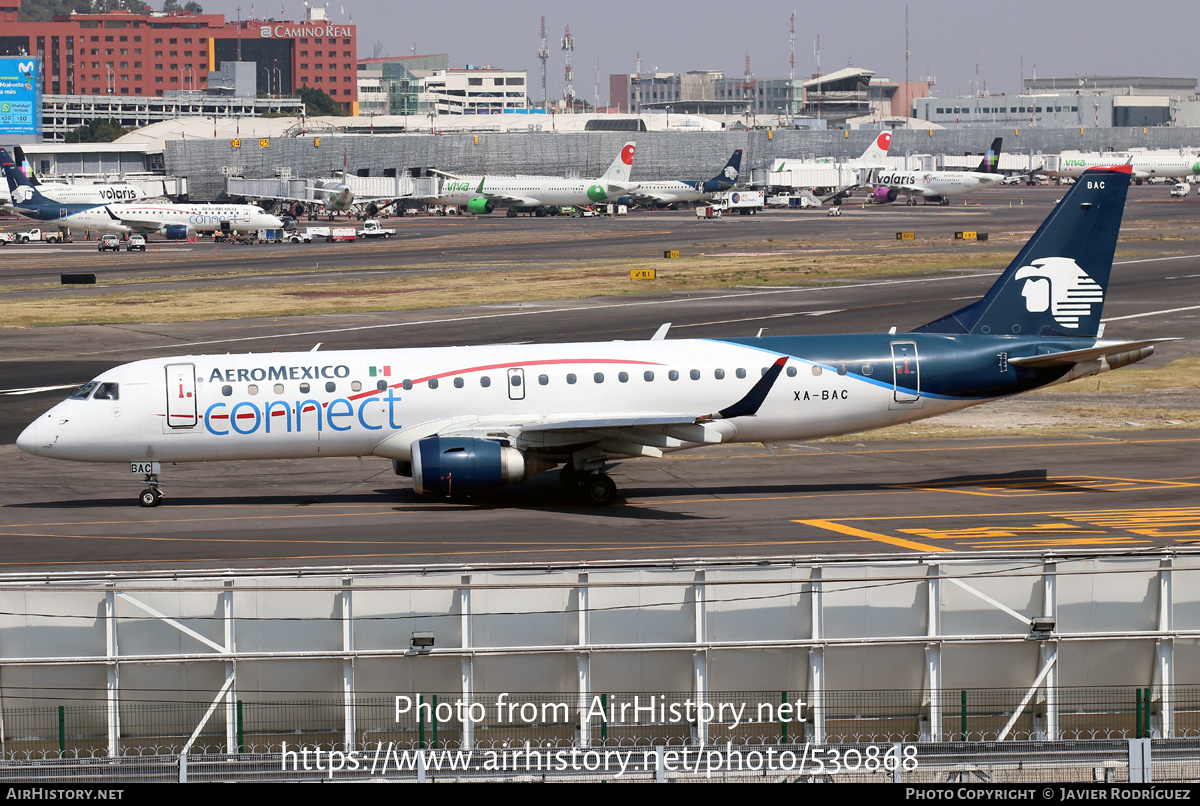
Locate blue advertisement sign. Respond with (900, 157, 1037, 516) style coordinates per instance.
(0, 57, 42, 137)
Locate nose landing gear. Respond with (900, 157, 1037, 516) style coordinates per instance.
(138, 471, 164, 507)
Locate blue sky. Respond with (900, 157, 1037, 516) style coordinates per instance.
(201, 0, 1199, 102)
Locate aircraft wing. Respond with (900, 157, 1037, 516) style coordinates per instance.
(478, 191, 542, 206)
(103, 206, 164, 235)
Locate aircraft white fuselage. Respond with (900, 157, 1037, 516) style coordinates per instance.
(16, 340, 977, 467)
(1046, 153, 1200, 180)
(51, 203, 283, 236)
(630, 181, 718, 205)
(873, 169, 1004, 199)
(428, 176, 636, 209)
(7, 181, 146, 207)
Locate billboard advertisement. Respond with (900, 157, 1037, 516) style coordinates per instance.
(0, 57, 41, 137)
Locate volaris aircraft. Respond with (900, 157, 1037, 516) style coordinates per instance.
(870, 137, 1005, 205)
(18, 166, 1170, 507)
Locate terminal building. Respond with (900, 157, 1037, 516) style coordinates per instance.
(913, 76, 1199, 128)
(0, 0, 357, 113)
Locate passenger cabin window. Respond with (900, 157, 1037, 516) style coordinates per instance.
(714, 369, 725, 380)
(247, 384, 258, 396)
(736, 368, 746, 379)
(594, 372, 605, 383)
(669, 370, 679, 381)
(351, 381, 362, 392)
(480, 376, 491, 388)
(221, 385, 233, 397)
(811, 366, 822, 376)
(428, 378, 439, 389)
(644, 371, 654, 382)
(300, 383, 310, 393)
(786, 366, 797, 377)
(538, 374, 549, 386)
(274, 384, 285, 394)
(453, 377, 464, 388)
(618, 372, 629, 383)
(325, 381, 336, 392)
(566, 374, 577, 385)
(402, 379, 413, 390)
(376, 380, 388, 391)
(689, 370, 701, 381)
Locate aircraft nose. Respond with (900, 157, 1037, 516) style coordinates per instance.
(16, 420, 39, 455)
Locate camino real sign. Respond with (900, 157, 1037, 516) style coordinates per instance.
(259, 24, 353, 38)
(0, 57, 41, 137)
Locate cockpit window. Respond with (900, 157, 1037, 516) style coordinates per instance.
(91, 382, 119, 401)
(69, 381, 99, 400)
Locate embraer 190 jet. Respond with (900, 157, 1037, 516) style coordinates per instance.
(18, 166, 1169, 508)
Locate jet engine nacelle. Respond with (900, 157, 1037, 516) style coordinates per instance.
(163, 224, 190, 240)
(873, 187, 898, 204)
(466, 197, 495, 215)
(412, 436, 538, 499)
(616, 195, 633, 206)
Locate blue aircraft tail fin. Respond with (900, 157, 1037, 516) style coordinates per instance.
(974, 137, 1003, 173)
(912, 166, 1131, 338)
(713, 149, 742, 188)
(1, 147, 50, 205)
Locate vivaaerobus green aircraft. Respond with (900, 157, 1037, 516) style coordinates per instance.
(421, 142, 638, 217)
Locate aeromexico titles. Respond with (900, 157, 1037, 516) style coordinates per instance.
(18, 165, 1173, 509)
(1, 147, 281, 239)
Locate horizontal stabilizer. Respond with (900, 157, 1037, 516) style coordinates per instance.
(1008, 338, 1178, 367)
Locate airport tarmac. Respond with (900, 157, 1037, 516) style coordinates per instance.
(0, 186, 1196, 572)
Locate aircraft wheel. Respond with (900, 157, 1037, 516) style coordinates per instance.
(579, 474, 617, 507)
(506, 209, 517, 218)
(139, 488, 163, 507)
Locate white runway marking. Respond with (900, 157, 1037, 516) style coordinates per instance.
(1103, 305, 1200, 322)
(66, 272, 1003, 357)
(0, 384, 79, 396)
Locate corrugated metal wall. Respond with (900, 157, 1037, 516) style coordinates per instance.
(167, 128, 1200, 201)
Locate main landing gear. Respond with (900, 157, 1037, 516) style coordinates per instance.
(560, 464, 618, 506)
(139, 471, 164, 507)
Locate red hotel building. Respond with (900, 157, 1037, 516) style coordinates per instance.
(0, 0, 357, 112)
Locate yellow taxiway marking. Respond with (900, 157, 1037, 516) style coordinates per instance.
(794, 519, 947, 552)
(886, 475, 1197, 498)
(796, 506, 1200, 552)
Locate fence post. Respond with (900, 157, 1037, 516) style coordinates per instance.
(179, 750, 188, 783)
(1128, 738, 1151, 783)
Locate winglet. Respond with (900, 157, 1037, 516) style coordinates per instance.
(712, 356, 788, 419)
(650, 323, 671, 340)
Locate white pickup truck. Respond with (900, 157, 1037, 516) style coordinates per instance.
(356, 220, 395, 239)
(15, 228, 69, 243)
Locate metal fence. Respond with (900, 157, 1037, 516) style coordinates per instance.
(0, 740, 1196, 783)
(0, 687, 1193, 760)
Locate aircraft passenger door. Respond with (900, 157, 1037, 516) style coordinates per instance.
(890, 342, 921, 407)
(165, 363, 198, 429)
(507, 368, 526, 401)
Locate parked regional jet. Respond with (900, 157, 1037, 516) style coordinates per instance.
(627, 149, 742, 206)
(2, 146, 148, 207)
(1, 148, 282, 239)
(421, 143, 638, 216)
(870, 137, 1005, 205)
(18, 166, 1168, 509)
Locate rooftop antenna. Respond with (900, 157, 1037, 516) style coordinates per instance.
(594, 60, 600, 112)
(905, 4, 910, 88)
(789, 12, 795, 122)
(537, 16, 549, 109)
(561, 23, 575, 112)
(634, 51, 641, 114)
